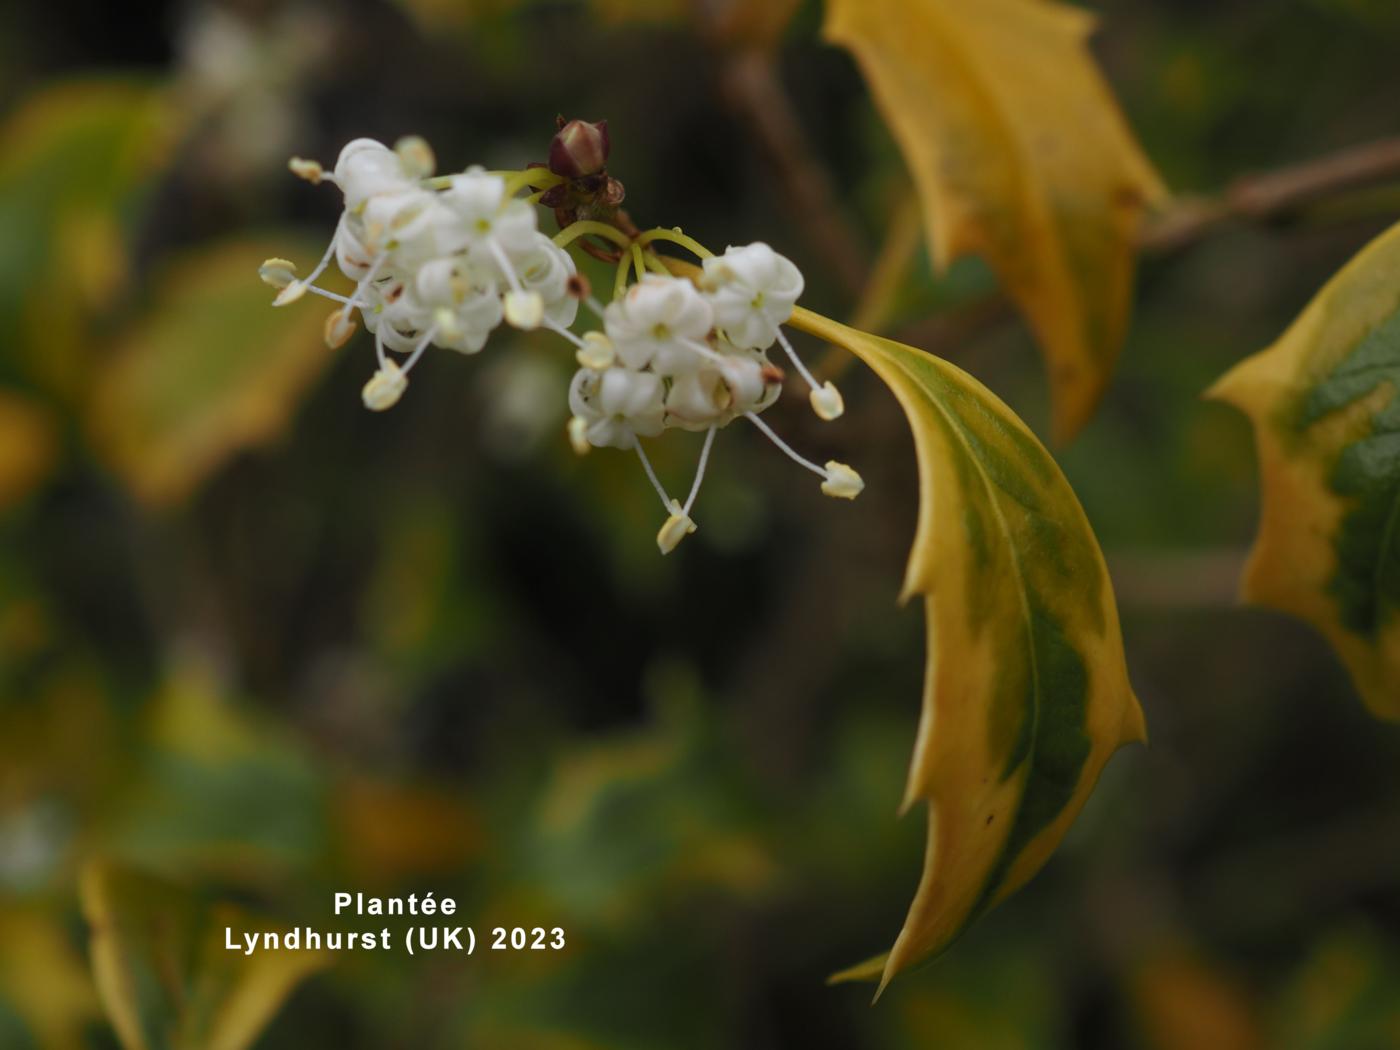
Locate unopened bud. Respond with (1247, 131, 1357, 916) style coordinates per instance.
(504, 290, 544, 330)
(576, 331, 615, 370)
(657, 499, 697, 554)
(809, 381, 845, 421)
(567, 415, 591, 456)
(820, 461, 864, 500)
(324, 307, 357, 349)
(362, 362, 407, 411)
(548, 118, 610, 179)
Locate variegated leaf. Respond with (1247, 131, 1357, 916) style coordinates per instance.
(790, 307, 1145, 993)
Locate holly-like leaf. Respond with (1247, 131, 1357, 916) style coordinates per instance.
(789, 307, 1145, 993)
(824, 0, 1167, 442)
(80, 861, 328, 1050)
(88, 236, 334, 507)
(1208, 219, 1400, 719)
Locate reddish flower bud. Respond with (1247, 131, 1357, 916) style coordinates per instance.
(549, 119, 610, 178)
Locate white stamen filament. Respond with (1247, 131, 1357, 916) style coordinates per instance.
(633, 437, 673, 514)
(542, 315, 586, 349)
(683, 426, 716, 516)
(375, 326, 388, 369)
(775, 327, 820, 392)
(488, 238, 525, 295)
(401, 325, 440, 376)
(300, 218, 344, 290)
(585, 296, 608, 320)
(679, 337, 727, 367)
(744, 411, 828, 479)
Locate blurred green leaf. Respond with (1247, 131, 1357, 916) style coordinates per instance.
(0, 77, 172, 398)
(89, 236, 335, 507)
(0, 906, 98, 1050)
(1275, 926, 1400, 1050)
(81, 860, 328, 1050)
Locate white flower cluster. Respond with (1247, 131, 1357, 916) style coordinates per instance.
(261, 137, 578, 410)
(263, 135, 862, 554)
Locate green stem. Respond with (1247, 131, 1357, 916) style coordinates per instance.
(613, 253, 633, 300)
(636, 227, 715, 259)
(555, 220, 634, 250)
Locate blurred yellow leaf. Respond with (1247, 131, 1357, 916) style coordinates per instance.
(0, 78, 172, 399)
(80, 861, 328, 1050)
(89, 236, 335, 507)
(336, 775, 482, 881)
(1208, 219, 1400, 718)
(791, 307, 1143, 993)
(0, 907, 98, 1050)
(1130, 947, 1264, 1050)
(825, 0, 1167, 442)
(0, 389, 58, 513)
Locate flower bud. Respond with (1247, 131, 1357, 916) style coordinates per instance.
(548, 119, 610, 179)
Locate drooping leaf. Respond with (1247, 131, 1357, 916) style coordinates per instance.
(88, 236, 335, 507)
(1208, 219, 1400, 719)
(824, 0, 1167, 442)
(80, 861, 328, 1050)
(789, 307, 1144, 993)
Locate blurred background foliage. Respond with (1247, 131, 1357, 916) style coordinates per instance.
(1, 0, 1400, 1047)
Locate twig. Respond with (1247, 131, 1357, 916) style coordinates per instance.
(711, 48, 870, 296)
(826, 135, 1400, 372)
(1143, 135, 1400, 252)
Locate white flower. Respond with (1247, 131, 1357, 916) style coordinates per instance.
(409, 258, 503, 354)
(334, 138, 415, 206)
(604, 275, 714, 375)
(701, 242, 804, 350)
(442, 168, 538, 255)
(517, 234, 579, 328)
(569, 366, 665, 448)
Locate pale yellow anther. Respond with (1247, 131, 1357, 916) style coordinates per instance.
(809, 381, 845, 421)
(820, 461, 864, 500)
(567, 415, 591, 456)
(324, 308, 357, 349)
(288, 157, 324, 184)
(272, 280, 308, 306)
(394, 136, 435, 179)
(656, 499, 697, 555)
(259, 258, 297, 289)
(576, 331, 615, 370)
(504, 290, 544, 330)
(433, 307, 462, 341)
(362, 362, 407, 411)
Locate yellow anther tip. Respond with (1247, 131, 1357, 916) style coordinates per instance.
(810, 381, 845, 421)
(657, 499, 697, 554)
(820, 461, 863, 500)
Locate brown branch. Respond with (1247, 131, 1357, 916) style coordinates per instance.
(1143, 135, 1400, 253)
(712, 48, 870, 297)
(844, 135, 1400, 367)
